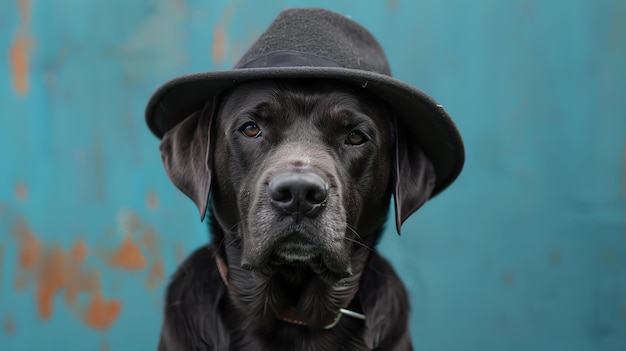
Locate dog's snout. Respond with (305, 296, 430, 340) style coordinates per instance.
(269, 172, 329, 218)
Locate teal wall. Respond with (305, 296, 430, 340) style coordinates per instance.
(1, 0, 625, 350)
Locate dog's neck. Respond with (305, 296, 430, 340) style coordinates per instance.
(214, 254, 365, 329)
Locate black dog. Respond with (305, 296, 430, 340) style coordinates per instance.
(157, 80, 436, 350)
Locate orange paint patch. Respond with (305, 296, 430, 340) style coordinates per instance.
(212, 27, 227, 64)
(8, 218, 130, 332)
(36, 245, 66, 319)
(14, 181, 28, 201)
(146, 191, 159, 211)
(72, 239, 88, 262)
(11, 217, 40, 270)
(146, 259, 165, 289)
(84, 294, 122, 331)
(3, 316, 15, 335)
(9, 34, 31, 96)
(109, 236, 147, 271)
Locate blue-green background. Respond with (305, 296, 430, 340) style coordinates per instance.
(1, 0, 625, 350)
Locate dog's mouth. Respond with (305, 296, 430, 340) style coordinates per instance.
(241, 230, 351, 284)
(270, 235, 320, 266)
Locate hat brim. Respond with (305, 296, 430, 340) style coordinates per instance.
(145, 67, 464, 197)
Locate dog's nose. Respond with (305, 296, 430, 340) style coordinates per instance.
(269, 172, 329, 218)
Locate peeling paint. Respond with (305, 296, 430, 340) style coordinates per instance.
(9, 0, 33, 96)
(108, 236, 147, 271)
(84, 293, 122, 331)
(9, 217, 127, 330)
(9, 35, 31, 95)
(11, 217, 41, 270)
(37, 245, 66, 319)
(211, 4, 238, 64)
(212, 28, 227, 64)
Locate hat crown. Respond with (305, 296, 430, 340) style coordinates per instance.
(235, 8, 391, 75)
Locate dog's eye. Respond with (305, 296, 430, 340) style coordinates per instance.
(240, 122, 262, 138)
(345, 130, 368, 145)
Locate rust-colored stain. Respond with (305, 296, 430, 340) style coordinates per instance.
(212, 27, 227, 64)
(37, 245, 66, 319)
(502, 271, 515, 287)
(4, 315, 16, 335)
(109, 236, 147, 271)
(15, 181, 28, 201)
(9, 210, 164, 333)
(10, 217, 120, 330)
(9, 0, 33, 96)
(211, 4, 238, 64)
(11, 217, 41, 270)
(84, 293, 122, 331)
(72, 239, 89, 262)
(146, 259, 165, 289)
(146, 191, 159, 211)
(9, 33, 31, 96)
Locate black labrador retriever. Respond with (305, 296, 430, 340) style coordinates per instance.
(157, 79, 435, 350)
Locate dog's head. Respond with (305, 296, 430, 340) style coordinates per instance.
(159, 80, 435, 326)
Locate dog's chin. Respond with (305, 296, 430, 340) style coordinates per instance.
(242, 234, 352, 284)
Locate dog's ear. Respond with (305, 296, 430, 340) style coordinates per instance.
(159, 100, 216, 221)
(393, 118, 437, 234)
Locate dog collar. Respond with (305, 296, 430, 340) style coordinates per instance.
(215, 255, 366, 329)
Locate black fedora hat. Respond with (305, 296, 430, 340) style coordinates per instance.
(145, 7, 464, 197)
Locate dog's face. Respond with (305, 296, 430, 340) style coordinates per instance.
(211, 81, 393, 279)
(159, 79, 436, 328)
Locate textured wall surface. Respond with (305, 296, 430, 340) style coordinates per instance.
(1, 0, 625, 350)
